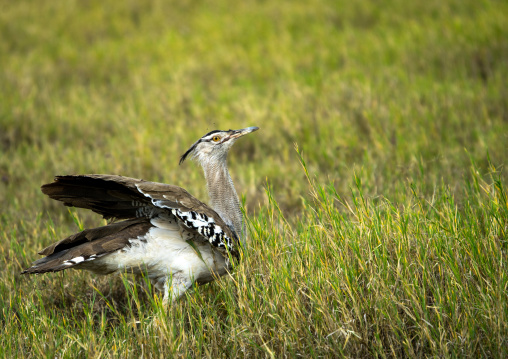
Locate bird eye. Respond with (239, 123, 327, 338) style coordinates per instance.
(212, 136, 221, 142)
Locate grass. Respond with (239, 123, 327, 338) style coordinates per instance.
(1, 0, 507, 357)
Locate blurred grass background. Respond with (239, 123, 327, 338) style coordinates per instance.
(1, 0, 507, 357)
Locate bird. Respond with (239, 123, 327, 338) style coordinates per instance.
(22, 126, 259, 303)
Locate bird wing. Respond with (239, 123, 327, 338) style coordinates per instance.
(22, 218, 152, 274)
(40, 175, 239, 257)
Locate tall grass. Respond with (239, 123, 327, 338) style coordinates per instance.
(2, 152, 506, 357)
(1, 0, 507, 357)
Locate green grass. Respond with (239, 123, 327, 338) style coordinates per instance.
(1, 0, 507, 357)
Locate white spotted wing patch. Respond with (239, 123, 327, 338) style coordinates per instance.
(61, 253, 106, 267)
(134, 184, 237, 256)
(170, 208, 232, 249)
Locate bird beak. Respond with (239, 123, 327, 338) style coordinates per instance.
(227, 126, 259, 140)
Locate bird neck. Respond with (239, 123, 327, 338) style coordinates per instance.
(201, 160, 245, 242)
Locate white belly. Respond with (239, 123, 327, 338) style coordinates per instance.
(80, 215, 228, 291)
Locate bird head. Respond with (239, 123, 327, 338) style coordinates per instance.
(180, 126, 259, 166)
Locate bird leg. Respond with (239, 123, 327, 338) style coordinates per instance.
(162, 273, 193, 304)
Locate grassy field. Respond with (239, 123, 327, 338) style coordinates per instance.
(1, 0, 507, 357)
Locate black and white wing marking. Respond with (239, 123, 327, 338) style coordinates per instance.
(134, 183, 239, 257)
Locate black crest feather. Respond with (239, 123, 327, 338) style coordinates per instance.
(179, 142, 198, 165)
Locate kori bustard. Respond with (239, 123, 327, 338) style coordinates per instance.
(22, 127, 259, 302)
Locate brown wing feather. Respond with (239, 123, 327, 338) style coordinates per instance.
(42, 175, 236, 238)
(41, 175, 150, 220)
(22, 218, 152, 274)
